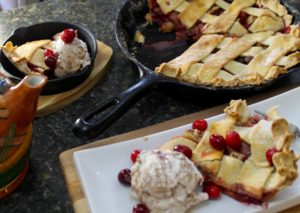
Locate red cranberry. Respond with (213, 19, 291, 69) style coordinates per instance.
(281, 26, 291, 34)
(118, 168, 131, 186)
(239, 11, 248, 20)
(226, 131, 241, 151)
(45, 55, 58, 69)
(266, 148, 278, 166)
(173, 145, 192, 159)
(238, 11, 250, 29)
(131, 149, 141, 163)
(192, 119, 208, 131)
(204, 175, 211, 183)
(133, 203, 149, 213)
(61, 29, 76, 43)
(44, 49, 55, 57)
(209, 134, 226, 150)
(203, 183, 221, 199)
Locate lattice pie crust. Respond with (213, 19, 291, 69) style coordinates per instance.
(147, 0, 300, 86)
(161, 100, 299, 202)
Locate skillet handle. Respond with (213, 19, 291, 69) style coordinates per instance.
(73, 74, 159, 139)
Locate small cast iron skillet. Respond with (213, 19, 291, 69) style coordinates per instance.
(0, 22, 98, 95)
(73, 0, 300, 139)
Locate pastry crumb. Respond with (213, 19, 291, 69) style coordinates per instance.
(134, 30, 145, 44)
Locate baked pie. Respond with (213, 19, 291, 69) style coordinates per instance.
(145, 0, 300, 86)
(161, 100, 299, 204)
(147, 0, 294, 39)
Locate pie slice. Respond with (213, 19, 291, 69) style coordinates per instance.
(2, 40, 51, 75)
(160, 99, 299, 204)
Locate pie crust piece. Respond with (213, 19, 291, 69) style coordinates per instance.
(202, 0, 256, 34)
(2, 40, 51, 75)
(178, 0, 217, 29)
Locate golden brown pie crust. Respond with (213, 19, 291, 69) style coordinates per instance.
(148, 0, 300, 87)
(159, 100, 299, 203)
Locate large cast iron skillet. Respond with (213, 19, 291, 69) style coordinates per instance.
(73, 0, 300, 139)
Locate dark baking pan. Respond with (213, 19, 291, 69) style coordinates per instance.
(73, 0, 300, 139)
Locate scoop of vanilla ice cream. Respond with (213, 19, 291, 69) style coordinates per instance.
(131, 150, 208, 213)
(52, 36, 90, 77)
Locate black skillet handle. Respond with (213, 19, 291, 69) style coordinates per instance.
(73, 74, 160, 139)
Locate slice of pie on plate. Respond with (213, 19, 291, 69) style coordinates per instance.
(161, 99, 299, 204)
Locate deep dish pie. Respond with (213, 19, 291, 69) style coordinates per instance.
(145, 0, 300, 86)
(161, 100, 299, 204)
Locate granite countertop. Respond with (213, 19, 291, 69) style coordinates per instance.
(0, 0, 300, 212)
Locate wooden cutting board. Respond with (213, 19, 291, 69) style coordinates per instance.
(36, 41, 113, 117)
(59, 82, 300, 213)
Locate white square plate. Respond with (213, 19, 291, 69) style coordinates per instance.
(74, 87, 300, 213)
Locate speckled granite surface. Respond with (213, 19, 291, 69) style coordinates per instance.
(0, 0, 300, 212)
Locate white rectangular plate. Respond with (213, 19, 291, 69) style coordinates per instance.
(74, 87, 300, 213)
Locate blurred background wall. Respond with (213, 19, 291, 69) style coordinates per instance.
(0, 0, 42, 10)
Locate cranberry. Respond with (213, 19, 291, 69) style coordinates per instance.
(45, 55, 58, 69)
(266, 148, 278, 166)
(204, 175, 211, 183)
(61, 28, 76, 43)
(118, 168, 131, 186)
(209, 134, 226, 150)
(44, 49, 55, 57)
(281, 26, 291, 34)
(239, 11, 249, 28)
(192, 119, 208, 131)
(133, 203, 149, 213)
(173, 145, 192, 159)
(203, 183, 221, 199)
(226, 131, 241, 151)
(239, 11, 248, 20)
(131, 149, 141, 163)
